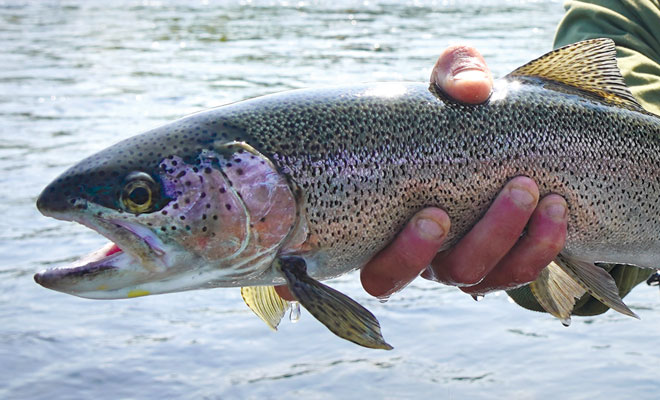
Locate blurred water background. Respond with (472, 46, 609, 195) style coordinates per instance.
(1, 0, 659, 399)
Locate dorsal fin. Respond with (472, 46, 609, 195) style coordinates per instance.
(507, 38, 643, 110)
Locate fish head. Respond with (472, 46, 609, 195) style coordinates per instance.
(35, 124, 299, 299)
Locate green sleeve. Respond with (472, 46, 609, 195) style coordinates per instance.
(508, 0, 660, 316)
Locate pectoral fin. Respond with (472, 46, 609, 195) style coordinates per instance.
(241, 285, 290, 330)
(556, 253, 638, 319)
(529, 261, 586, 326)
(276, 256, 393, 350)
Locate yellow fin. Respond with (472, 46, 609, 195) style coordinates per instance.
(530, 261, 586, 326)
(507, 38, 643, 110)
(241, 286, 289, 331)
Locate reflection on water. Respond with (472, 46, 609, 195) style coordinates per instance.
(1, 1, 659, 399)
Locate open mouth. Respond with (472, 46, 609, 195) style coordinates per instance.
(34, 242, 124, 288)
(33, 200, 167, 295)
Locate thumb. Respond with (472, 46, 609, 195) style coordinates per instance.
(431, 45, 492, 104)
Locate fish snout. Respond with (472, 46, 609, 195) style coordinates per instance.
(36, 181, 75, 216)
(33, 269, 49, 287)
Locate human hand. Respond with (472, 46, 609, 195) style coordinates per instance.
(359, 45, 569, 299)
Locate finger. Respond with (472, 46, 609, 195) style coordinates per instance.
(361, 208, 450, 298)
(431, 45, 493, 104)
(424, 176, 539, 286)
(462, 195, 568, 294)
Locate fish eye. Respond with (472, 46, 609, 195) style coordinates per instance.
(121, 172, 158, 214)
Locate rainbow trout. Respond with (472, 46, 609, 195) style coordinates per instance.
(34, 39, 660, 349)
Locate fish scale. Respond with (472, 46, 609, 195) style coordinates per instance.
(199, 80, 660, 279)
(34, 39, 660, 348)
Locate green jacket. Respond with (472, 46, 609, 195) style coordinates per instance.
(508, 0, 660, 316)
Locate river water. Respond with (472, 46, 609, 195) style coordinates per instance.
(1, 1, 659, 399)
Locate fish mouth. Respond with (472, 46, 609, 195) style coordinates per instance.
(34, 199, 169, 298)
(34, 242, 125, 291)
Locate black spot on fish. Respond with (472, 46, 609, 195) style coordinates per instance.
(225, 204, 231, 210)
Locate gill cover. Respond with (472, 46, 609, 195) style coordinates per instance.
(138, 140, 299, 280)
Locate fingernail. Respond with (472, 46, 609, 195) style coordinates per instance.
(453, 69, 488, 81)
(415, 217, 445, 241)
(509, 185, 535, 208)
(545, 201, 567, 221)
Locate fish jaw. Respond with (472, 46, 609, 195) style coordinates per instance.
(33, 200, 192, 299)
(33, 243, 164, 299)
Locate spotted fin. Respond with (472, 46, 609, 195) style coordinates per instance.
(276, 256, 393, 350)
(556, 253, 638, 319)
(530, 261, 586, 326)
(507, 38, 644, 111)
(241, 285, 290, 330)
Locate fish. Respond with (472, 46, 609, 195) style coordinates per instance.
(34, 39, 660, 350)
